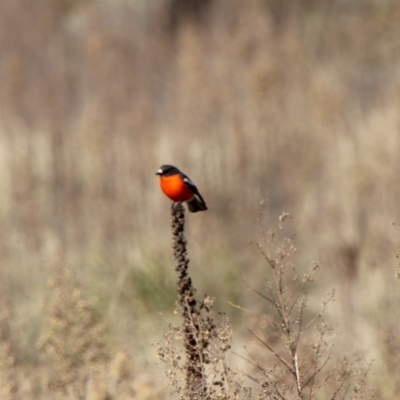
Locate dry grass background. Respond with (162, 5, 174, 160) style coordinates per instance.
(1, 0, 400, 398)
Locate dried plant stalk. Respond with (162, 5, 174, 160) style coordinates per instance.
(170, 203, 208, 398)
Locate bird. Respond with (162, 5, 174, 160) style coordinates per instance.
(156, 165, 207, 212)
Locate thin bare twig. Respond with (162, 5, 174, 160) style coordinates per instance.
(247, 328, 294, 374)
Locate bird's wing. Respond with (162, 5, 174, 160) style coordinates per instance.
(182, 175, 206, 205)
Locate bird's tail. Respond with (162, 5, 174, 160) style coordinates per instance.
(187, 195, 208, 212)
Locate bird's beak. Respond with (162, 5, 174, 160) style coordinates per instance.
(155, 169, 162, 175)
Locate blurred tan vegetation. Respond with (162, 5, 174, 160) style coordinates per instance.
(1, 0, 400, 398)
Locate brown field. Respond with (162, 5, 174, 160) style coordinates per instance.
(1, 0, 400, 398)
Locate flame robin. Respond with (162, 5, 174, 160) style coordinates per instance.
(156, 165, 208, 212)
